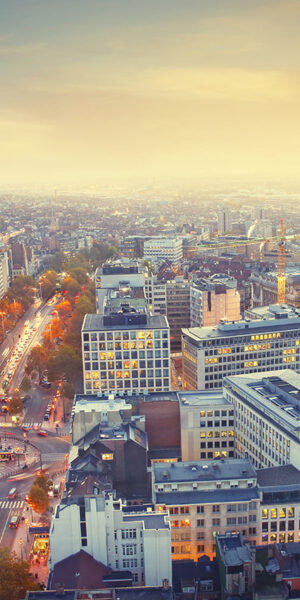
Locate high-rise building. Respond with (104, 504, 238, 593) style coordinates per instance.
(0, 250, 9, 300)
(95, 260, 147, 314)
(166, 277, 191, 351)
(82, 297, 170, 394)
(217, 209, 232, 234)
(143, 237, 183, 266)
(182, 305, 300, 391)
(190, 275, 240, 328)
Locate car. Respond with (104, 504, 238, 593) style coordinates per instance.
(38, 429, 48, 437)
(9, 515, 21, 528)
(40, 381, 51, 389)
(43, 414, 50, 421)
(22, 425, 31, 432)
(7, 487, 17, 499)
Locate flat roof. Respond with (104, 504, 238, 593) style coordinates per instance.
(225, 370, 300, 433)
(82, 313, 168, 331)
(178, 390, 230, 408)
(156, 488, 259, 505)
(153, 459, 256, 484)
(257, 465, 300, 487)
(123, 513, 169, 529)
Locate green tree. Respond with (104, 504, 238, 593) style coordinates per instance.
(0, 547, 40, 600)
(7, 276, 36, 310)
(47, 344, 82, 382)
(20, 376, 31, 393)
(9, 390, 23, 416)
(27, 484, 49, 514)
(68, 266, 88, 285)
(25, 345, 48, 378)
(39, 270, 58, 299)
(34, 474, 53, 494)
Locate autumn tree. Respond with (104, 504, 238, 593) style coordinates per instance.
(9, 390, 23, 416)
(39, 270, 59, 299)
(68, 266, 88, 285)
(0, 547, 40, 600)
(27, 483, 49, 514)
(35, 473, 53, 494)
(7, 275, 36, 310)
(56, 298, 71, 317)
(42, 317, 64, 348)
(62, 276, 81, 297)
(25, 345, 48, 379)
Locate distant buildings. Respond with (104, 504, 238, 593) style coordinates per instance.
(250, 267, 300, 308)
(190, 275, 240, 328)
(143, 237, 183, 266)
(217, 209, 232, 235)
(182, 304, 300, 390)
(166, 277, 191, 351)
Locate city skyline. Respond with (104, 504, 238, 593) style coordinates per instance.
(1, 0, 300, 189)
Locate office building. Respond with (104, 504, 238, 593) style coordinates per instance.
(82, 298, 170, 394)
(190, 275, 240, 328)
(144, 275, 167, 315)
(257, 465, 300, 546)
(152, 459, 259, 560)
(0, 250, 9, 300)
(49, 492, 172, 587)
(224, 369, 300, 470)
(217, 210, 232, 235)
(143, 237, 183, 266)
(182, 304, 300, 391)
(166, 277, 191, 351)
(179, 391, 235, 462)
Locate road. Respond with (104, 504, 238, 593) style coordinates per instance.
(0, 430, 70, 548)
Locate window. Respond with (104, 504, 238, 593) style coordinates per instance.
(122, 544, 137, 555)
(212, 505, 220, 513)
(121, 529, 137, 539)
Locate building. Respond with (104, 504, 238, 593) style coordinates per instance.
(82, 305, 170, 394)
(49, 493, 172, 587)
(250, 268, 300, 309)
(95, 260, 147, 314)
(216, 533, 255, 597)
(224, 369, 300, 470)
(144, 238, 183, 266)
(182, 304, 300, 391)
(0, 249, 9, 300)
(257, 465, 300, 546)
(166, 277, 191, 351)
(178, 391, 235, 462)
(10, 241, 29, 277)
(217, 210, 232, 235)
(144, 276, 167, 316)
(190, 275, 240, 328)
(152, 459, 259, 560)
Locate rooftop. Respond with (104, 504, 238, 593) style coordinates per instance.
(257, 465, 300, 487)
(217, 533, 252, 567)
(182, 304, 300, 341)
(225, 370, 300, 433)
(123, 512, 170, 530)
(82, 313, 168, 331)
(156, 488, 259, 506)
(178, 390, 230, 408)
(153, 459, 256, 484)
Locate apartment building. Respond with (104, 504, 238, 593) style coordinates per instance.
(82, 303, 170, 394)
(224, 369, 300, 470)
(179, 391, 235, 462)
(152, 459, 259, 560)
(49, 493, 172, 587)
(190, 275, 240, 328)
(143, 237, 183, 266)
(182, 304, 300, 390)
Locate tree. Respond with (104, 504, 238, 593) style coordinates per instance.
(42, 317, 64, 348)
(25, 345, 48, 378)
(62, 276, 81, 297)
(0, 547, 40, 600)
(39, 270, 58, 299)
(56, 299, 71, 317)
(27, 484, 49, 514)
(7, 276, 36, 310)
(9, 390, 23, 416)
(68, 266, 88, 285)
(34, 474, 53, 494)
(47, 344, 82, 382)
(20, 376, 31, 393)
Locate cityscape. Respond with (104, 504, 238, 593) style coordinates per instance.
(0, 2, 300, 600)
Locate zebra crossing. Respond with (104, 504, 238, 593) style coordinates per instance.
(22, 422, 43, 429)
(0, 500, 24, 510)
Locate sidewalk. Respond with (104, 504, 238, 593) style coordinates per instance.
(11, 513, 49, 587)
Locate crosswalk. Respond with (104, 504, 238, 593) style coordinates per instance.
(0, 500, 24, 510)
(22, 422, 43, 429)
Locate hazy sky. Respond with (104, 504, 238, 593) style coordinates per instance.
(1, 0, 300, 189)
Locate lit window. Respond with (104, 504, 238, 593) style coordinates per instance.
(262, 509, 268, 520)
(270, 508, 277, 519)
(102, 453, 113, 460)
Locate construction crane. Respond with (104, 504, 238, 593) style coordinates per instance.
(187, 220, 300, 305)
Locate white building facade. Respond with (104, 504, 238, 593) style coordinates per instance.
(143, 237, 183, 266)
(49, 493, 172, 587)
(0, 250, 9, 300)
